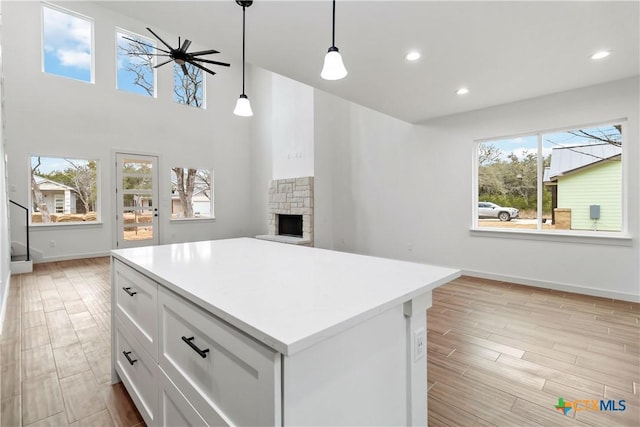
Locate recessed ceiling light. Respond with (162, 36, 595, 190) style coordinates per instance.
(590, 50, 611, 60)
(405, 51, 421, 61)
(456, 87, 469, 95)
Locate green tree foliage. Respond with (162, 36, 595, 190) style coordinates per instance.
(478, 144, 551, 214)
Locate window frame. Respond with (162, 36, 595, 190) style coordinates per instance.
(115, 28, 158, 97)
(28, 154, 102, 227)
(41, 3, 95, 84)
(472, 119, 629, 242)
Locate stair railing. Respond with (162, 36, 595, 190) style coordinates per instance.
(9, 200, 30, 261)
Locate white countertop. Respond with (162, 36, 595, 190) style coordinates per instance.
(111, 238, 460, 355)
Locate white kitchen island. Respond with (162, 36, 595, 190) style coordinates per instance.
(110, 237, 460, 426)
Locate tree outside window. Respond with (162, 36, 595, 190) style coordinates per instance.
(170, 168, 213, 219)
(174, 64, 204, 108)
(116, 30, 156, 96)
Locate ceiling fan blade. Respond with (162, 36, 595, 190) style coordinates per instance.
(187, 60, 216, 76)
(189, 49, 220, 56)
(181, 63, 190, 76)
(154, 59, 174, 68)
(190, 57, 230, 67)
(181, 39, 192, 52)
(146, 27, 175, 51)
(121, 36, 171, 54)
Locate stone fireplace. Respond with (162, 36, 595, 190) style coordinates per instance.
(257, 177, 313, 246)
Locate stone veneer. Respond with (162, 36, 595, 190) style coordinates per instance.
(268, 177, 313, 245)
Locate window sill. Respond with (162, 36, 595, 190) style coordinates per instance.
(30, 222, 103, 230)
(170, 217, 216, 223)
(469, 228, 632, 247)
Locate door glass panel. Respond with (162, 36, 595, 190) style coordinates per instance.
(123, 176, 153, 190)
(118, 155, 158, 245)
(123, 194, 153, 208)
(123, 225, 154, 242)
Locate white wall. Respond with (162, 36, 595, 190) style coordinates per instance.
(3, 1, 254, 261)
(313, 90, 351, 250)
(313, 78, 639, 301)
(0, 0, 12, 328)
(271, 74, 314, 180)
(248, 67, 274, 236)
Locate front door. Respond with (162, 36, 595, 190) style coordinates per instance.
(115, 153, 159, 248)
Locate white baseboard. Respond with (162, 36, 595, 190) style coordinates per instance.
(462, 269, 640, 303)
(0, 272, 11, 335)
(34, 251, 111, 264)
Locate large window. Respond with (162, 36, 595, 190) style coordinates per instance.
(170, 167, 213, 219)
(42, 5, 93, 83)
(174, 64, 204, 108)
(116, 30, 156, 96)
(30, 156, 99, 224)
(475, 122, 623, 233)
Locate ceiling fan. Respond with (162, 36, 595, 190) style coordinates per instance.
(123, 27, 230, 76)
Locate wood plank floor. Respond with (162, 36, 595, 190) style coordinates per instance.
(1, 258, 638, 426)
(1, 257, 144, 427)
(428, 276, 640, 427)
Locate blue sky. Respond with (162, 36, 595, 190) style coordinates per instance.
(43, 5, 157, 94)
(43, 6, 92, 82)
(486, 125, 621, 162)
(31, 156, 90, 174)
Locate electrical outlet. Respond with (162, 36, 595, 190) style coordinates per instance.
(414, 328, 426, 361)
(49, 240, 56, 247)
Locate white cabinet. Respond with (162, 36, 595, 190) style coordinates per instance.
(113, 317, 158, 424)
(158, 287, 281, 426)
(111, 238, 460, 426)
(112, 259, 281, 427)
(158, 369, 208, 427)
(113, 260, 158, 359)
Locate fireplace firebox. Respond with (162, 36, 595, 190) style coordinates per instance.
(277, 214, 303, 238)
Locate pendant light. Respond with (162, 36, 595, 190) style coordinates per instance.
(321, 0, 347, 80)
(234, 1, 253, 117)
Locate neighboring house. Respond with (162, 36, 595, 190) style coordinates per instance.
(171, 188, 213, 218)
(543, 143, 622, 231)
(33, 175, 77, 215)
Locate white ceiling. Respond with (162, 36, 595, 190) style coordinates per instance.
(97, 1, 639, 123)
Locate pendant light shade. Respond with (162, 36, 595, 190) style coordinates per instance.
(321, 0, 347, 80)
(234, 1, 253, 117)
(233, 94, 253, 116)
(321, 47, 347, 80)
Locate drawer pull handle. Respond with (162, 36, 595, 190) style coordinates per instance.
(181, 336, 210, 358)
(122, 287, 137, 297)
(123, 351, 137, 365)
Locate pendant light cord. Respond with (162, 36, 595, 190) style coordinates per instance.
(242, 5, 246, 95)
(331, 0, 336, 48)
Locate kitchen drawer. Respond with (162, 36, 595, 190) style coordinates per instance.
(114, 317, 158, 426)
(158, 368, 213, 427)
(158, 286, 281, 426)
(114, 260, 158, 359)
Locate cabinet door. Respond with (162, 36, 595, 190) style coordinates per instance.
(158, 369, 210, 427)
(158, 287, 281, 426)
(114, 317, 158, 426)
(113, 260, 158, 359)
